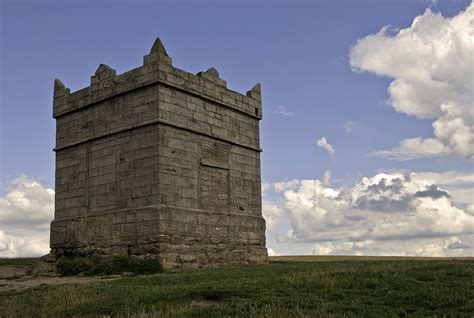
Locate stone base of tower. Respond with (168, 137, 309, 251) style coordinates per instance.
(50, 205, 268, 268)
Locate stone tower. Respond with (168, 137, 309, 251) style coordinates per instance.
(50, 38, 267, 267)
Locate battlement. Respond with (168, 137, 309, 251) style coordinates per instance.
(53, 38, 262, 120)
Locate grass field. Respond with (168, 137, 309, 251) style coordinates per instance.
(0, 258, 38, 266)
(1, 256, 473, 317)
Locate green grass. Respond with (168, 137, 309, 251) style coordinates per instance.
(0, 258, 38, 266)
(55, 255, 163, 276)
(1, 256, 473, 317)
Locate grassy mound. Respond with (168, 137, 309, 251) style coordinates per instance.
(1, 256, 473, 317)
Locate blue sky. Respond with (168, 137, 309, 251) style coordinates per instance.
(1, 0, 473, 257)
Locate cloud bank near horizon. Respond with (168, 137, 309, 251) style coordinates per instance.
(350, 4, 474, 161)
(0, 176, 53, 258)
(263, 170, 474, 257)
(1, 170, 472, 258)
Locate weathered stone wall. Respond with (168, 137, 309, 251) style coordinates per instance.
(50, 38, 267, 267)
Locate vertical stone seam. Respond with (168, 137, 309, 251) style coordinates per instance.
(226, 161, 231, 213)
(115, 135, 120, 212)
(85, 142, 90, 214)
(156, 84, 161, 229)
(197, 143, 202, 210)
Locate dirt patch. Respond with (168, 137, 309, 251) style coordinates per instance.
(188, 290, 235, 307)
(0, 265, 30, 280)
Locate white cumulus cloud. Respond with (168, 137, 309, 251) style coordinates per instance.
(264, 170, 474, 256)
(0, 176, 54, 257)
(350, 4, 474, 161)
(322, 169, 331, 187)
(267, 248, 281, 257)
(273, 105, 295, 117)
(317, 137, 335, 159)
(262, 200, 284, 232)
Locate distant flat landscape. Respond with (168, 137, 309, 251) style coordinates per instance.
(1, 256, 473, 317)
(271, 255, 474, 262)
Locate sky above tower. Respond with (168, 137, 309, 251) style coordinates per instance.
(1, 0, 473, 257)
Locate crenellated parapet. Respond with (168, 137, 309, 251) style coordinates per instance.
(90, 64, 117, 93)
(197, 67, 227, 88)
(53, 37, 262, 120)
